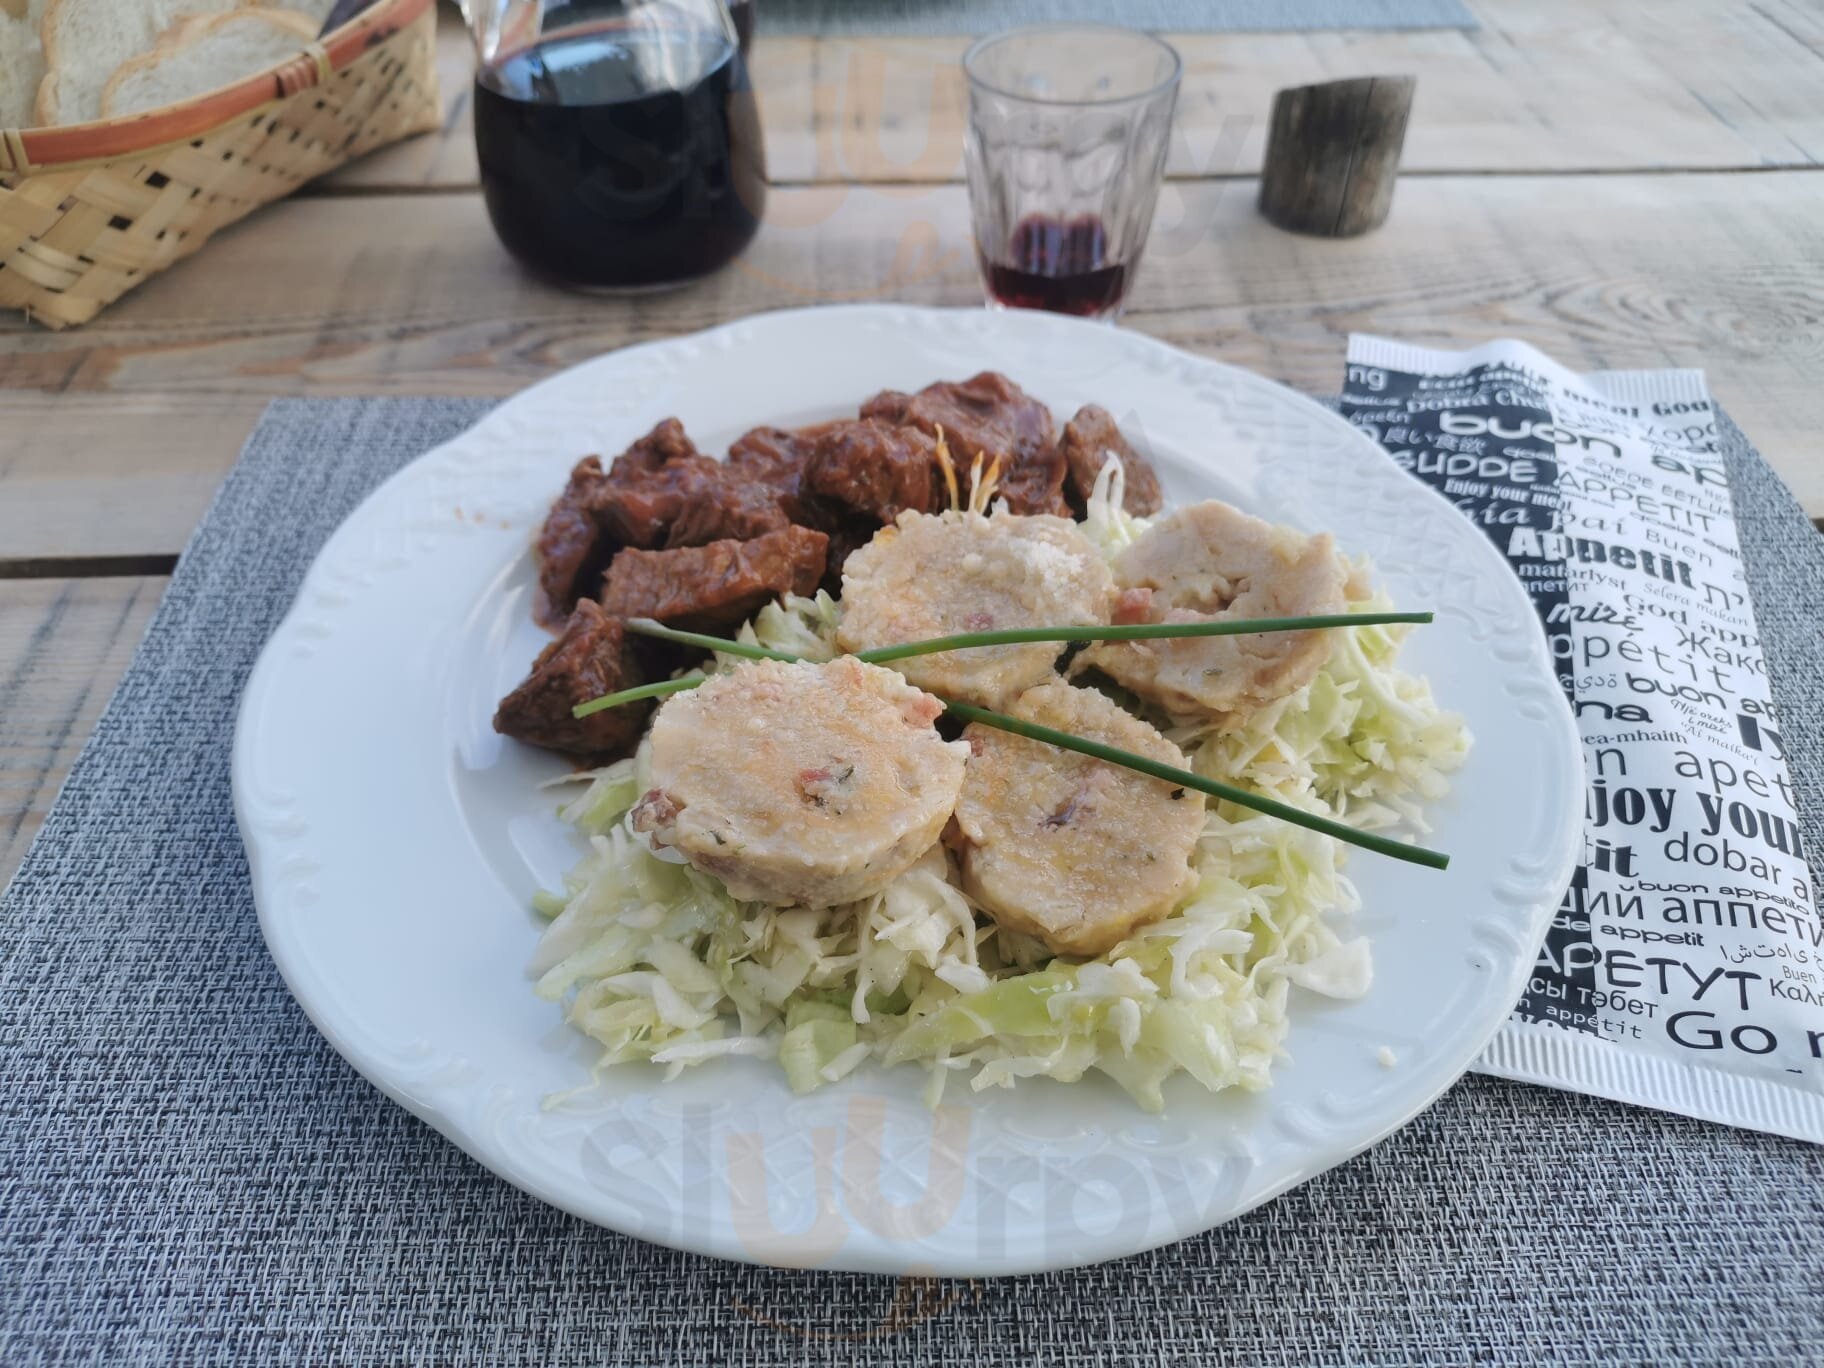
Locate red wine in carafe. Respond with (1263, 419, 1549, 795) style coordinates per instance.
(981, 214, 1129, 318)
(474, 20, 766, 290)
(728, 0, 754, 53)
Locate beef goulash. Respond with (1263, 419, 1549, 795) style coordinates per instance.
(494, 372, 1167, 762)
(862, 372, 1070, 515)
(1059, 404, 1164, 516)
(803, 419, 945, 524)
(600, 526, 828, 633)
(493, 600, 655, 762)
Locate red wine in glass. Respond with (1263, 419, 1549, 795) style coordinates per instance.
(980, 214, 1130, 319)
(963, 28, 1178, 323)
(473, 14, 767, 291)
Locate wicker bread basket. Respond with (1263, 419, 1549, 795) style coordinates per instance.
(0, 0, 439, 329)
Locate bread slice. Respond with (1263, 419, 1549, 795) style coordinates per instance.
(275, 0, 339, 27)
(0, 0, 48, 128)
(36, 0, 256, 125)
(99, 8, 317, 120)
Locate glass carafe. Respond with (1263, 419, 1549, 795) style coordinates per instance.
(459, 0, 767, 291)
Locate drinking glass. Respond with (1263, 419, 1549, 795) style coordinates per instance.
(464, 0, 767, 292)
(963, 25, 1180, 321)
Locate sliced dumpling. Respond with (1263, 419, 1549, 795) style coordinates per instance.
(952, 682, 1205, 958)
(836, 508, 1114, 708)
(631, 657, 968, 908)
(1074, 499, 1361, 728)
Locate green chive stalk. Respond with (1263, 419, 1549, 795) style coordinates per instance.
(942, 700, 1449, 871)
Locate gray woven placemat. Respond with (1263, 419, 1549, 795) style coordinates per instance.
(2, 395, 1821, 1366)
(758, 0, 1475, 37)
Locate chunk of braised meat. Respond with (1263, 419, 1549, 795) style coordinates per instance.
(664, 471, 792, 548)
(860, 374, 1053, 462)
(803, 418, 944, 524)
(605, 418, 827, 550)
(857, 389, 913, 425)
(593, 418, 721, 549)
(669, 423, 887, 543)
(493, 600, 653, 761)
(532, 420, 721, 627)
(992, 445, 1071, 517)
(860, 372, 1068, 515)
(534, 456, 617, 628)
(726, 424, 835, 526)
(1059, 404, 1165, 516)
(600, 525, 831, 633)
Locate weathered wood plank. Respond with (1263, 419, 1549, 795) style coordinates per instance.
(0, 577, 164, 890)
(787, 0, 1824, 183)
(319, 0, 1824, 193)
(0, 394, 265, 564)
(0, 171, 1818, 537)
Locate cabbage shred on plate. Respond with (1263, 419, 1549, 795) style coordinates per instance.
(529, 473, 1471, 1112)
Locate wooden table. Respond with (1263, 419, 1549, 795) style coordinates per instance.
(3, 0, 1822, 884)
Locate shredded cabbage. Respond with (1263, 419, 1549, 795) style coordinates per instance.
(1180, 588, 1471, 833)
(737, 590, 841, 661)
(527, 519, 1470, 1112)
(1080, 456, 1153, 561)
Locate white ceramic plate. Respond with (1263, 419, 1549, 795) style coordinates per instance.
(236, 304, 1580, 1276)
